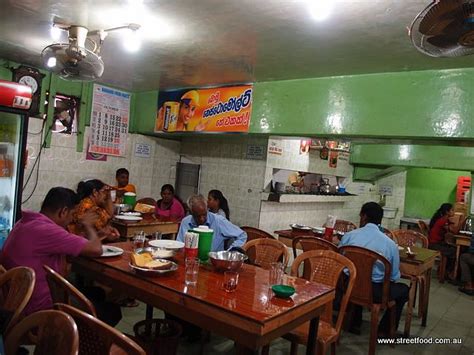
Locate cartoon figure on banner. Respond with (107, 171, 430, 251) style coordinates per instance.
(156, 90, 202, 132)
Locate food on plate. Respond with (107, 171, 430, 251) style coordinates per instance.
(134, 203, 155, 214)
(145, 259, 172, 270)
(130, 252, 153, 267)
(151, 248, 175, 259)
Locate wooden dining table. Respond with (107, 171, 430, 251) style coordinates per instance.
(398, 246, 439, 336)
(111, 217, 180, 238)
(71, 242, 335, 355)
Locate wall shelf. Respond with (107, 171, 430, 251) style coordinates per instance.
(261, 192, 356, 203)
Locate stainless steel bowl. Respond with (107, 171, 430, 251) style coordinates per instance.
(208, 251, 248, 272)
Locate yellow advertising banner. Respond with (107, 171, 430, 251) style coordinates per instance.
(155, 85, 253, 133)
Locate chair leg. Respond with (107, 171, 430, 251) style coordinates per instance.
(438, 256, 446, 283)
(289, 341, 298, 355)
(389, 306, 396, 348)
(318, 341, 326, 355)
(417, 276, 426, 318)
(261, 344, 270, 355)
(331, 342, 336, 355)
(369, 306, 380, 355)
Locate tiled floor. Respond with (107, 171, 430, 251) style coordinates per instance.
(117, 272, 474, 354)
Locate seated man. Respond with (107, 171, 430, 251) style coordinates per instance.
(177, 194, 247, 251)
(459, 235, 474, 295)
(1, 187, 122, 326)
(339, 202, 409, 336)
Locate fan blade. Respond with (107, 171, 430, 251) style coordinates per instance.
(427, 34, 459, 48)
(419, 0, 464, 35)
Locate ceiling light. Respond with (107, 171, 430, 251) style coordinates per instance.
(50, 25, 62, 41)
(307, 0, 334, 21)
(123, 29, 141, 52)
(46, 56, 57, 68)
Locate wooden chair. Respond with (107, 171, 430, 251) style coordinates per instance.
(334, 220, 358, 233)
(0, 266, 35, 333)
(136, 197, 157, 206)
(339, 246, 396, 355)
(240, 226, 276, 241)
(280, 250, 357, 355)
(392, 229, 428, 248)
(5, 310, 79, 355)
(291, 236, 338, 280)
(44, 265, 97, 317)
(381, 227, 395, 240)
(417, 220, 429, 237)
(55, 303, 146, 355)
(242, 238, 289, 269)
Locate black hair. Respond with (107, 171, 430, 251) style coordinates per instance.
(116, 168, 129, 177)
(360, 202, 383, 225)
(208, 189, 230, 220)
(161, 184, 175, 194)
(158, 184, 188, 213)
(40, 187, 80, 212)
(77, 179, 105, 200)
(429, 203, 453, 230)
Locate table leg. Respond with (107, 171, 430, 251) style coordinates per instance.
(306, 316, 320, 355)
(146, 304, 153, 320)
(421, 268, 432, 327)
(404, 276, 416, 337)
(453, 245, 461, 279)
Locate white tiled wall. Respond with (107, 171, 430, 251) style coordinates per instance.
(378, 171, 407, 230)
(21, 118, 180, 211)
(179, 136, 267, 227)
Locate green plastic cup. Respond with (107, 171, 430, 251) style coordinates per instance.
(192, 227, 214, 262)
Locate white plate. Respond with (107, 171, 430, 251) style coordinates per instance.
(148, 240, 185, 250)
(398, 246, 404, 250)
(129, 259, 178, 274)
(289, 223, 312, 230)
(122, 212, 142, 217)
(114, 215, 143, 221)
(312, 227, 325, 234)
(101, 245, 124, 257)
(459, 230, 472, 236)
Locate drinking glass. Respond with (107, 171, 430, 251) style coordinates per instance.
(185, 258, 200, 286)
(224, 271, 239, 293)
(133, 232, 146, 252)
(269, 262, 284, 285)
(153, 231, 162, 241)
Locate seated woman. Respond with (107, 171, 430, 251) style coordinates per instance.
(207, 189, 230, 220)
(429, 203, 456, 276)
(69, 179, 120, 241)
(155, 184, 186, 221)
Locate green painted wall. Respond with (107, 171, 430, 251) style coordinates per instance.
(404, 168, 469, 219)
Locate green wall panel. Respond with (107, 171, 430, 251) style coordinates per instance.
(131, 90, 158, 134)
(404, 168, 469, 219)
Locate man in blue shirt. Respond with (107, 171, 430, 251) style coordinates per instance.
(177, 194, 247, 251)
(339, 202, 409, 336)
(459, 234, 474, 295)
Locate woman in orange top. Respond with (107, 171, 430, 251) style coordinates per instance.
(69, 179, 120, 241)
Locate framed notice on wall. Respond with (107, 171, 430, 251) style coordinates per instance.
(89, 84, 131, 156)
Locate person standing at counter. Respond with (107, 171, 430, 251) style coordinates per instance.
(68, 179, 120, 241)
(207, 189, 230, 219)
(177, 194, 246, 251)
(155, 184, 186, 221)
(113, 168, 136, 202)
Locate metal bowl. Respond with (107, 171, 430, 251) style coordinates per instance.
(208, 251, 248, 272)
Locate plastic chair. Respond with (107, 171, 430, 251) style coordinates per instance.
(136, 197, 157, 206)
(291, 236, 338, 279)
(0, 266, 35, 333)
(280, 250, 357, 355)
(55, 303, 145, 355)
(44, 265, 97, 316)
(240, 226, 276, 241)
(4, 310, 79, 355)
(392, 229, 428, 248)
(381, 227, 395, 240)
(417, 220, 429, 237)
(242, 238, 289, 269)
(339, 246, 396, 355)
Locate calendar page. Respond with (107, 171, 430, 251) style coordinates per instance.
(89, 84, 130, 157)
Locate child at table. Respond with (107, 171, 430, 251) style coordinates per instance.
(113, 168, 136, 202)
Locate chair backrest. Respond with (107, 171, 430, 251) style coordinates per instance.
(242, 238, 289, 269)
(392, 229, 428, 248)
(55, 303, 146, 355)
(338, 246, 392, 307)
(334, 220, 358, 233)
(453, 202, 467, 215)
(417, 220, 429, 236)
(291, 250, 356, 333)
(5, 310, 79, 355)
(43, 265, 97, 317)
(381, 227, 395, 240)
(291, 236, 337, 278)
(240, 226, 275, 241)
(0, 266, 35, 332)
(449, 212, 466, 234)
(136, 197, 157, 206)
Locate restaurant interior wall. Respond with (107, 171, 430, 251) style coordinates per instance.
(22, 117, 180, 211)
(404, 168, 469, 219)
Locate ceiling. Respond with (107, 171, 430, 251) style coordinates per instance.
(1, 0, 474, 91)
